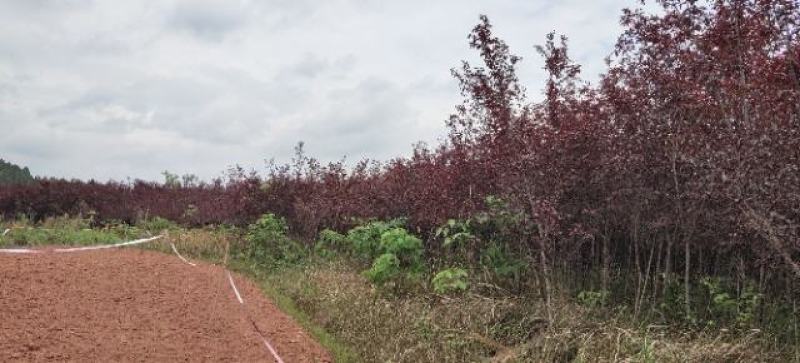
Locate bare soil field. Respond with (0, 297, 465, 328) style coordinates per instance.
(0, 248, 331, 362)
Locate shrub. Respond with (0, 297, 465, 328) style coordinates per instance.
(577, 290, 610, 308)
(138, 216, 178, 233)
(248, 213, 288, 237)
(435, 219, 475, 248)
(431, 267, 469, 294)
(379, 228, 423, 269)
(480, 242, 527, 281)
(346, 220, 401, 260)
(356, 224, 426, 291)
(700, 277, 762, 329)
(363, 253, 401, 287)
(244, 213, 305, 265)
(659, 278, 701, 325)
(314, 229, 348, 257)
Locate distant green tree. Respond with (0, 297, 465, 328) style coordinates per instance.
(161, 170, 181, 188)
(181, 173, 199, 188)
(161, 170, 199, 188)
(0, 159, 34, 185)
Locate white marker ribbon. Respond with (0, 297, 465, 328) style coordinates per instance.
(170, 243, 197, 266)
(259, 335, 286, 363)
(1, 235, 163, 254)
(2, 228, 9, 236)
(0, 248, 40, 254)
(226, 270, 285, 363)
(53, 235, 163, 253)
(227, 271, 244, 304)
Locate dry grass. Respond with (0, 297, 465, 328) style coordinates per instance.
(156, 228, 232, 263)
(256, 261, 787, 363)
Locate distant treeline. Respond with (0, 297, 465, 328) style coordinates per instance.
(0, 159, 33, 185)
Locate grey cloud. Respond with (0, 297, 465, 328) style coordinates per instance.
(0, 0, 644, 181)
(294, 77, 419, 160)
(285, 54, 331, 79)
(166, 1, 249, 41)
(34, 61, 320, 148)
(73, 34, 132, 56)
(0, 0, 94, 14)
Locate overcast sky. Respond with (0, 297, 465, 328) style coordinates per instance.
(0, 0, 650, 182)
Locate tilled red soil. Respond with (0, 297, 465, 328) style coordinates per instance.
(0, 248, 332, 362)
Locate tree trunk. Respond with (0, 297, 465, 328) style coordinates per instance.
(664, 232, 673, 296)
(602, 234, 610, 293)
(684, 234, 691, 319)
(636, 234, 656, 319)
(540, 245, 553, 323)
(745, 208, 800, 280)
(670, 141, 691, 319)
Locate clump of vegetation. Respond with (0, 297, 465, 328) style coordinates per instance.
(243, 213, 305, 266)
(312, 221, 427, 292)
(479, 242, 527, 285)
(0, 216, 124, 247)
(345, 219, 406, 260)
(314, 229, 348, 258)
(435, 219, 476, 249)
(378, 228, 423, 268)
(700, 277, 763, 329)
(577, 289, 609, 309)
(432, 199, 530, 292)
(137, 216, 179, 233)
(363, 253, 401, 287)
(362, 227, 424, 291)
(431, 267, 469, 294)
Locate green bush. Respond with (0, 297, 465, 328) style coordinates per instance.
(659, 278, 691, 323)
(433, 198, 529, 270)
(432, 267, 469, 294)
(244, 214, 305, 265)
(353, 223, 425, 291)
(379, 228, 423, 269)
(700, 277, 762, 328)
(473, 196, 527, 238)
(435, 219, 475, 248)
(138, 216, 178, 233)
(315, 229, 348, 257)
(577, 289, 610, 308)
(480, 242, 526, 280)
(248, 213, 288, 237)
(347, 220, 399, 260)
(363, 253, 401, 286)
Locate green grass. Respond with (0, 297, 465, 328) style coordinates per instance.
(0, 217, 133, 247)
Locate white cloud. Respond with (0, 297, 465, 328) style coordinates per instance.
(0, 0, 649, 181)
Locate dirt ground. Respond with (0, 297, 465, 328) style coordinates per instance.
(0, 248, 332, 362)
